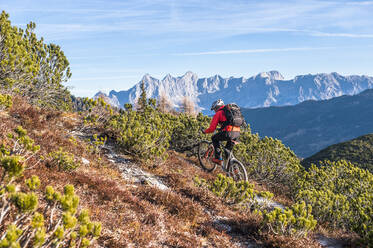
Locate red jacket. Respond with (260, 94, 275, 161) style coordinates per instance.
(204, 106, 227, 134)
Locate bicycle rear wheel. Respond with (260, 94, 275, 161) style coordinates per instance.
(228, 159, 248, 182)
(198, 140, 217, 172)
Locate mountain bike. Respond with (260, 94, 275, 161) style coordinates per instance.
(198, 139, 248, 182)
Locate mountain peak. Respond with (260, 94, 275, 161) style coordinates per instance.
(141, 73, 152, 81)
(183, 71, 197, 78)
(94, 91, 107, 97)
(268, 71, 284, 80)
(163, 73, 173, 80)
(256, 71, 284, 80)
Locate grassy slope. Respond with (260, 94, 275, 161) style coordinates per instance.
(1, 97, 355, 248)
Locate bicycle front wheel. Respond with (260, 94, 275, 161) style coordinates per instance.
(198, 140, 216, 172)
(228, 159, 248, 182)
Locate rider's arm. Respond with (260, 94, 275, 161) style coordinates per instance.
(204, 111, 223, 133)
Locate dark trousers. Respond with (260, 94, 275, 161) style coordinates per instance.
(212, 131, 239, 159)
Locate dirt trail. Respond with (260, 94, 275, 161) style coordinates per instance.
(102, 144, 345, 248)
(72, 130, 343, 248)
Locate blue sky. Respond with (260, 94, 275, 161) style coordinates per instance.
(1, 0, 373, 97)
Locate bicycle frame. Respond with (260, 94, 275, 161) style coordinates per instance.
(221, 147, 235, 171)
(198, 139, 248, 181)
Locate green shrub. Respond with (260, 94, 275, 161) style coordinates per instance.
(168, 112, 210, 154)
(108, 107, 171, 162)
(5, 126, 40, 158)
(105, 82, 210, 162)
(0, 150, 101, 247)
(0, 225, 23, 248)
(262, 201, 317, 237)
(195, 174, 273, 209)
(82, 97, 114, 130)
(296, 160, 373, 244)
(0, 155, 24, 182)
(234, 130, 304, 193)
(208, 174, 257, 205)
(0, 126, 42, 182)
(86, 134, 107, 158)
(48, 148, 80, 171)
(0, 11, 72, 110)
(0, 94, 12, 110)
(0, 176, 101, 247)
(0, 121, 104, 247)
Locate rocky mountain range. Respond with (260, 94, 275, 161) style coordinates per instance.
(97, 71, 373, 112)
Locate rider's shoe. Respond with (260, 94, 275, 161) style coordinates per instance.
(212, 158, 223, 166)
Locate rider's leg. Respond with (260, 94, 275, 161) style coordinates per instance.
(225, 139, 233, 158)
(212, 132, 223, 159)
(225, 131, 240, 157)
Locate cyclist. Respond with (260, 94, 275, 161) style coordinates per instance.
(202, 99, 241, 165)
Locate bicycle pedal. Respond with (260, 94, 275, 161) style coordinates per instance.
(212, 158, 223, 165)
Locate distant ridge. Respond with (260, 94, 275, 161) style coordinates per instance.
(241, 89, 373, 158)
(96, 71, 373, 113)
(301, 133, 373, 173)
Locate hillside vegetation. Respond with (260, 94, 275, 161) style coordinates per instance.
(241, 89, 373, 158)
(0, 11, 372, 248)
(302, 133, 373, 173)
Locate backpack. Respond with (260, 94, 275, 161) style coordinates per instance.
(222, 103, 244, 127)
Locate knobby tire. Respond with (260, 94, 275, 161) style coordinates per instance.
(198, 140, 217, 172)
(228, 159, 248, 182)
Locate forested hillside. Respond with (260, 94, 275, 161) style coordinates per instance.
(241, 89, 373, 158)
(302, 133, 373, 173)
(1, 11, 372, 248)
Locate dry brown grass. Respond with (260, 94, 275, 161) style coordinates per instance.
(135, 186, 202, 223)
(0, 96, 357, 248)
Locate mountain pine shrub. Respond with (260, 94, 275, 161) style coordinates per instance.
(168, 112, 210, 154)
(108, 106, 171, 162)
(7, 126, 40, 158)
(0, 94, 12, 110)
(0, 126, 40, 183)
(86, 134, 107, 159)
(81, 97, 114, 131)
(0, 11, 72, 110)
(195, 174, 273, 209)
(234, 129, 304, 193)
(0, 180, 101, 247)
(0, 138, 101, 247)
(262, 201, 317, 237)
(48, 148, 81, 171)
(296, 160, 373, 245)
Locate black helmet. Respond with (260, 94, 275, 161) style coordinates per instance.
(211, 99, 224, 111)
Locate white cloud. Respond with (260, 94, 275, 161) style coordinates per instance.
(174, 47, 335, 56)
(310, 31, 373, 38)
(346, 1, 373, 6)
(8, 0, 373, 40)
(70, 75, 138, 81)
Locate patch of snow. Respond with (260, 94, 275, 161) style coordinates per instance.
(255, 196, 285, 210)
(104, 145, 169, 191)
(81, 157, 90, 165)
(316, 235, 344, 248)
